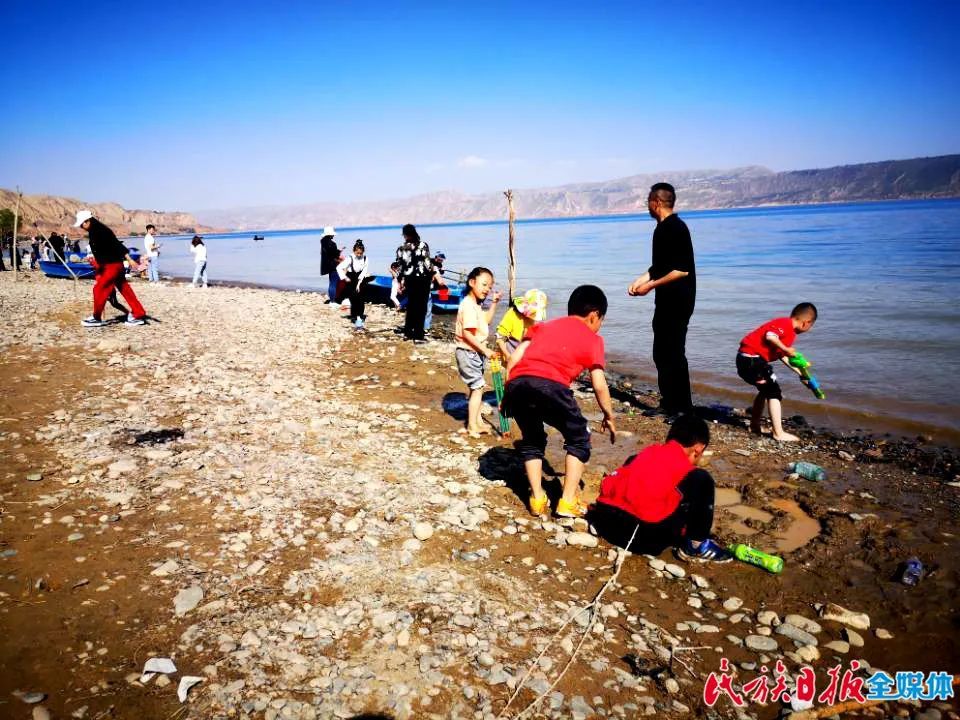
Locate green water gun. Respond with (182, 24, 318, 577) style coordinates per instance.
(730, 543, 784, 574)
(788, 353, 826, 400)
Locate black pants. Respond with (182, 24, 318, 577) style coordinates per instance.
(736, 353, 782, 400)
(502, 376, 591, 463)
(652, 304, 693, 414)
(587, 469, 715, 554)
(345, 273, 366, 321)
(403, 275, 431, 340)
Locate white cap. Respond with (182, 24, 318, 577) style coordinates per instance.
(320, 226, 336, 238)
(73, 209, 94, 227)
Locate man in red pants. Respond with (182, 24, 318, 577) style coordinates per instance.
(73, 210, 148, 327)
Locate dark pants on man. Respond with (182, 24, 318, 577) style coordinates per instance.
(403, 275, 431, 340)
(587, 469, 715, 555)
(652, 303, 693, 414)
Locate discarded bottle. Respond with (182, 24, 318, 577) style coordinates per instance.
(899, 558, 923, 586)
(787, 461, 827, 482)
(730, 543, 784, 574)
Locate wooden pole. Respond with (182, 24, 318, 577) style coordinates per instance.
(504, 189, 516, 299)
(12, 187, 21, 281)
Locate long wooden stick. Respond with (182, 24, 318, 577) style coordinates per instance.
(504, 189, 516, 299)
(12, 188, 21, 280)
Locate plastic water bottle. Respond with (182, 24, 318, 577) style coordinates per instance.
(730, 543, 784, 574)
(787, 461, 827, 482)
(899, 558, 923, 586)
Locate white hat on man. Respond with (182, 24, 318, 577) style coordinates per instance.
(73, 209, 94, 227)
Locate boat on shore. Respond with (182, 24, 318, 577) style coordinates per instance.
(365, 274, 466, 313)
(38, 250, 142, 280)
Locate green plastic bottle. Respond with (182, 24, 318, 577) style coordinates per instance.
(730, 543, 784, 574)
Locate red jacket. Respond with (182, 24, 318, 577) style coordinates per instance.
(596, 441, 693, 522)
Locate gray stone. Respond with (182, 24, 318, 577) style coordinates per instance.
(664, 563, 686, 578)
(824, 640, 850, 654)
(757, 610, 780, 627)
(722, 597, 743, 612)
(843, 628, 865, 647)
(745, 635, 779, 652)
(566, 532, 599, 548)
(174, 585, 203, 616)
(776, 623, 818, 646)
(784, 614, 822, 634)
(818, 602, 870, 630)
(413, 522, 434, 541)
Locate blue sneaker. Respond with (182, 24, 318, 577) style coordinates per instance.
(674, 538, 733, 564)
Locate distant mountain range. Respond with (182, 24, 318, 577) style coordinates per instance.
(196, 154, 960, 230)
(0, 189, 213, 237)
(4, 155, 958, 236)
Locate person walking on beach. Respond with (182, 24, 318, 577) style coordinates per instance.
(319, 226, 340, 303)
(144, 224, 161, 282)
(337, 239, 371, 330)
(628, 182, 696, 416)
(73, 209, 148, 327)
(190, 235, 208, 287)
(395, 223, 432, 343)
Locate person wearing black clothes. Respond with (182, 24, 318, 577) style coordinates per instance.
(628, 182, 696, 415)
(395, 223, 432, 343)
(72, 209, 148, 327)
(48, 231, 66, 264)
(319, 226, 340, 302)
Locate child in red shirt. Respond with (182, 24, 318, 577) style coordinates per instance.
(588, 415, 732, 562)
(501, 285, 616, 518)
(736, 302, 818, 442)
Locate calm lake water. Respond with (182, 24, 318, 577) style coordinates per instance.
(140, 199, 960, 441)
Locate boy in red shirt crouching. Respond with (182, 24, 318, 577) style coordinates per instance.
(501, 285, 616, 519)
(736, 302, 818, 442)
(588, 415, 732, 563)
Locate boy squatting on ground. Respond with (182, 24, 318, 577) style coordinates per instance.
(736, 302, 818, 442)
(501, 285, 616, 519)
(587, 414, 732, 563)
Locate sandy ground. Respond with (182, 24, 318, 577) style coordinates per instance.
(0, 271, 958, 720)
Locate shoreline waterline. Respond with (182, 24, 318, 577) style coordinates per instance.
(147, 272, 960, 448)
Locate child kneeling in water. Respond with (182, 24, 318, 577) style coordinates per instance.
(588, 414, 732, 563)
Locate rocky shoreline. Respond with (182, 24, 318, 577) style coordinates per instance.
(0, 272, 957, 720)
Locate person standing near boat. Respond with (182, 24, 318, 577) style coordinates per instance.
(190, 235, 208, 287)
(424, 251, 448, 334)
(144, 224, 161, 282)
(628, 182, 696, 416)
(319, 226, 340, 303)
(395, 223, 432, 343)
(73, 209, 148, 327)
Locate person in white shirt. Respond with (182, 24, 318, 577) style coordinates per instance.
(337, 239, 370, 329)
(144, 224, 161, 282)
(190, 235, 208, 288)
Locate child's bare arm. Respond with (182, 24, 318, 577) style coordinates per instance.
(506, 340, 530, 376)
(461, 329, 492, 358)
(589, 368, 617, 443)
(765, 332, 796, 358)
(483, 292, 501, 324)
(495, 337, 511, 360)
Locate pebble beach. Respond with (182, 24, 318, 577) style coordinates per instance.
(1, 271, 958, 720)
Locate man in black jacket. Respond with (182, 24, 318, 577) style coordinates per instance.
(73, 210, 148, 327)
(628, 183, 696, 415)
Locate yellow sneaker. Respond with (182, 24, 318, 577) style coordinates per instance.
(555, 496, 588, 518)
(529, 494, 549, 517)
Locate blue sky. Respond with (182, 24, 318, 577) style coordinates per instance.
(2, 1, 957, 211)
